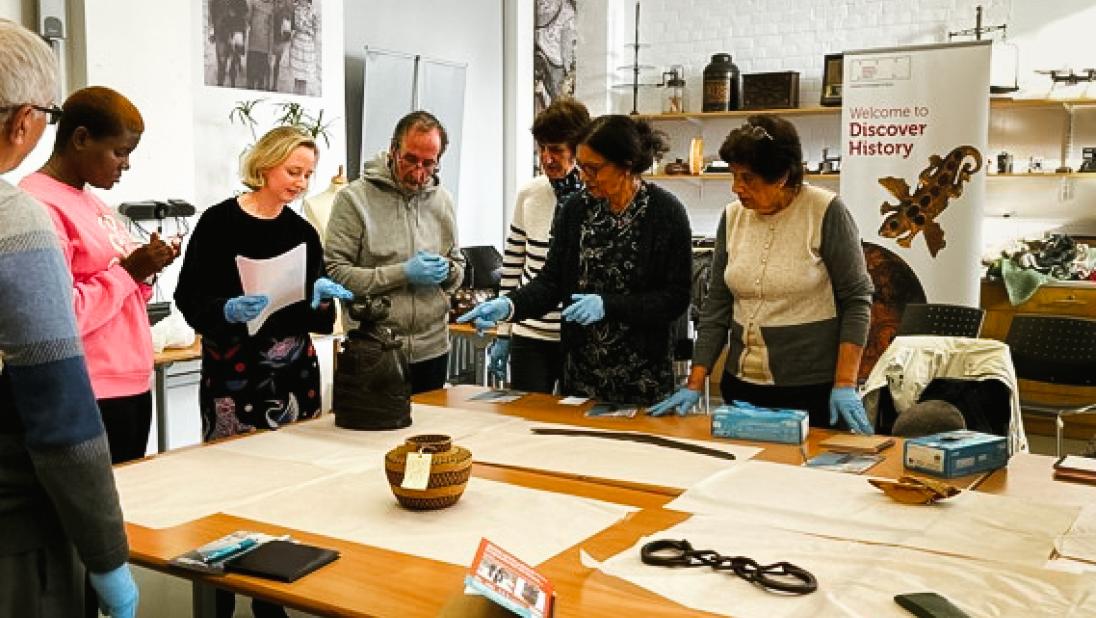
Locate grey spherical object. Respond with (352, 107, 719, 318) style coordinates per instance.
(892, 400, 966, 438)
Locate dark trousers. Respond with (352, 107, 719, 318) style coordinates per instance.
(216, 590, 288, 618)
(509, 335, 561, 394)
(410, 353, 449, 394)
(2, 543, 83, 618)
(97, 391, 153, 464)
(720, 372, 844, 430)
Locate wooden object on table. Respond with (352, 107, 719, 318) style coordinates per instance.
(980, 279, 1096, 438)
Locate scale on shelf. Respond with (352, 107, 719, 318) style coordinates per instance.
(947, 4, 1018, 95)
(613, 1, 682, 115)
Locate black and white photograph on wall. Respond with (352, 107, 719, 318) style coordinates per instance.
(203, 0, 323, 96)
(534, 0, 577, 117)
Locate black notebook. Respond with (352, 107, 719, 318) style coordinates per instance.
(224, 540, 340, 583)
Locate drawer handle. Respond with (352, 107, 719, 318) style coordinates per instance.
(1044, 298, 1085, 306)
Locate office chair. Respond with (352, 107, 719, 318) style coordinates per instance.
(1005, 314, 1096, 457)
(897, 303, 985, 338)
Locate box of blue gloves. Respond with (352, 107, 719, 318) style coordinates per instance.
(711, 401, 809, 444)
(904, 430, 1008, 478)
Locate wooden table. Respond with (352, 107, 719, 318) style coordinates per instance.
(125, 385, 991, 617)
(152, 338, 202, 453)
(975, 451, 1096, 505)
(125, 463, 707, 617)
(416, 385, 988, 491)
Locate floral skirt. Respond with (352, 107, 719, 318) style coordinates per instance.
(199, 333, 321, 441)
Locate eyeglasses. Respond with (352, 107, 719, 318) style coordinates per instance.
(575, 159, 607, 179)
(740, 124, 773, 141)
(397, 151, 439, 173)
(0, 104, 63, 125)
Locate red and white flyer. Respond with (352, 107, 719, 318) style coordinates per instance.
(464, 538, 554, 618)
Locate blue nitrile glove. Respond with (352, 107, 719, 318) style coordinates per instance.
(404, 250, 449, 285)
(88, 563, 139, 618)
(311, 277, 353, 309)
(223, 294, 270, 323)
(561, 293, 605, 326)
(829, 386, 874, 435)
(647, 387, 702, 417)
(488, 337, 510, 383)
(456, 297, 512, 334)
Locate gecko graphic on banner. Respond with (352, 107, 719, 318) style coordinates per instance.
(878, 145, 983, 257)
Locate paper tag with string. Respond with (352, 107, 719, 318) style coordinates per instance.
(401, 450, 432, 490)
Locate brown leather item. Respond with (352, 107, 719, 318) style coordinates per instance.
(869, 476, 961, 504)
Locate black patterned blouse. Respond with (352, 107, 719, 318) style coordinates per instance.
(565, 185, 674, 403)
(508, 181, 693, 407)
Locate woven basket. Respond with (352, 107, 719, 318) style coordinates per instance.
(384, 434, 472, 510)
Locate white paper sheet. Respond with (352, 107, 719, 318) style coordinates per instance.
(665, 461, 1080, 566)
(585, 515, 1096, 618)
(228, 471, 635, 567)
(114, 448, 343, 528)
(457, 417, 761, 490)
(206, 405, 517, 472)
(235, 243, 307, 335)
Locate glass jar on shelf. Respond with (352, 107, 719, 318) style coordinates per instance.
(662, 65, 687, 114)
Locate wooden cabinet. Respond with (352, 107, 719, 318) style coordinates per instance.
(980, 279, 1096, 438)
(980, 279, 1096, 339)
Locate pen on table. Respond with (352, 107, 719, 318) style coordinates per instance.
(201, 538, 258, 563)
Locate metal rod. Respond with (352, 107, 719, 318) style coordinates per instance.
(632, 1, 640, 115)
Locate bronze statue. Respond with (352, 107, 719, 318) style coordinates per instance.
(333, 296, 412, 430)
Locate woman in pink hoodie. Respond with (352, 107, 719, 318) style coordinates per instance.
(20, 86, 176, 465)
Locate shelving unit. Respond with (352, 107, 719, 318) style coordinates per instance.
(642, 98, 1096, 194)
(637, 97, 1096, 123)
(647, 172, 1096, 181)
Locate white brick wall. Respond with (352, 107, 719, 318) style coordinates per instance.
(576, 0, 1096, 249)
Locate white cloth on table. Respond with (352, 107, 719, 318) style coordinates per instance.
(583, 514, 1096, 618)
(664, 461, 1078, 567)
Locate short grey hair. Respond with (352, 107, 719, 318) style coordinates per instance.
(0, 19, 58, 124)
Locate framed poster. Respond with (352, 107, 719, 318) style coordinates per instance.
(204, 0, 323, 96)
(821, 53, 843, 106)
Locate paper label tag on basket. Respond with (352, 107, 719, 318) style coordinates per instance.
(401, 452, 432, 490)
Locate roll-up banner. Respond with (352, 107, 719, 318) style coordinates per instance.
(840, 41, 990, 305)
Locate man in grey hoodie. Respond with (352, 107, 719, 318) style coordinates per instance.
(325, 111, 465, 393)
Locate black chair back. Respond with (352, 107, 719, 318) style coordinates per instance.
(897, 303, 984, 338)
(1005, 314, 1096, 387)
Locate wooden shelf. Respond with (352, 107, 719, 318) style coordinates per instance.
(637, 107, 838, 121)
(990, 172, 1096, 178)
(646, 173, 840, 181)
(990, 97, 1096, 110)
(637, 98, 1096, 122)
(646, 172, 1096, 182)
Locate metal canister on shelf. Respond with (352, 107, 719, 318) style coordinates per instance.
(703, 53, 740, 111)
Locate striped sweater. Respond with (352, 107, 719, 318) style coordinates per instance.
(0, 179, 129, 573)
(498, 169, 582, 341)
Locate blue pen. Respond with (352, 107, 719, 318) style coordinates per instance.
(201, 538, 258, 563)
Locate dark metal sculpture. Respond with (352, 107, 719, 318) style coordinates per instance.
(333, 296, 411, 430)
